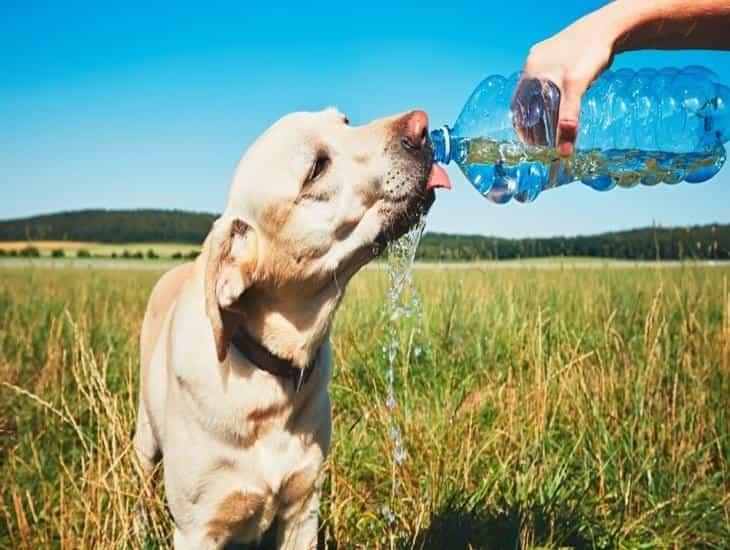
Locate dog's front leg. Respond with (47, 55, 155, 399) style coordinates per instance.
(276, 488, 320, 550)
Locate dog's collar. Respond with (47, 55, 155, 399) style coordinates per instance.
(230, 327, 317, 393)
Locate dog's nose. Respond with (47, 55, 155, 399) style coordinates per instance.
(402, 110, 429, 151)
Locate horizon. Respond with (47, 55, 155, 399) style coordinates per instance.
(1, 207, 728, 242)
(2, 1, 730, 238)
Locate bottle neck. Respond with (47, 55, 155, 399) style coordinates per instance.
(430, 126, 452, 164)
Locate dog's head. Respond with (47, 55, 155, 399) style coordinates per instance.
(204, 108, 450, 363)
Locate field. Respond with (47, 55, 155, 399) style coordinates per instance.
(0, 241, 200, 258)
(1, 264, 728, 548)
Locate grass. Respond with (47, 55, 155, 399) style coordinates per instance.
(0, 265, 728, 548)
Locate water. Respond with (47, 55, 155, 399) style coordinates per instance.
(380, 215, 426, 539)
(454, 137, 726, 203)
(382, 215, 426, 465)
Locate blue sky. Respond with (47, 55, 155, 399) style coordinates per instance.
(2, 0, 729, 238)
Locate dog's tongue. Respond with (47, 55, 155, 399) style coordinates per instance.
(425, 163, 452, 191)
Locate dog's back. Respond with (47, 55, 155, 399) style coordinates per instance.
(140, 262, 194, 373)
(135, 262, 193, 472)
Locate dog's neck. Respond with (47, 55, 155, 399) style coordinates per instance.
(232, 281, 343, 370)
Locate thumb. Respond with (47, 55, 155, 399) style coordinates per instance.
(556, 78, 585, 157)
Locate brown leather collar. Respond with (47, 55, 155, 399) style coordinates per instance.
(230, 327, 317, 393)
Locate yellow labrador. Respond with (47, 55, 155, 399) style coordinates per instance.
(133, 108, 451, 549)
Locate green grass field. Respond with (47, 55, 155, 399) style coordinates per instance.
(1, 265, 728, 548)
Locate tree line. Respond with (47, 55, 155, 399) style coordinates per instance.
(418, 225, 728, 261)
(1, 209, 728, 261)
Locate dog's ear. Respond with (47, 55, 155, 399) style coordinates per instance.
(204, 216, 258, 362)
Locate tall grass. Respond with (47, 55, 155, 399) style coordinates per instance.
(1, 266, 728, 548)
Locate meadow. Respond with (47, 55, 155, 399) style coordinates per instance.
(0, 263, 728, 548)
(0, 241, 201, 259)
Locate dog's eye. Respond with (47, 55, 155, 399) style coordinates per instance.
(343, 117, 350, 125)
(306, 153, 330, 184)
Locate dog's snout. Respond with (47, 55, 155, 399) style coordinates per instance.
(401, 110, 429, 151)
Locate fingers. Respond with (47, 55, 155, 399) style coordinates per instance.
(511, 77, 552, 146)
(556, 76, 587, 156)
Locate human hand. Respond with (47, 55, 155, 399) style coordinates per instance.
(512, 0, 730, 155)
(515, 7, 620, 156)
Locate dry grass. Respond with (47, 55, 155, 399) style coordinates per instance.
(0, 241, 92, 251)
(0, 265, 728, 548)
(0, 241, 200, 258)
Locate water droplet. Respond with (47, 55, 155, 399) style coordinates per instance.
(380, 505, 396, 525)
(386, 393, 396, 410)
(393, 443, 408, 464)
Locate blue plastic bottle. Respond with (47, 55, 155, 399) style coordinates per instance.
(430, 66, 730, 203)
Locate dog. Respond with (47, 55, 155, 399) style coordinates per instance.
(133, 108, 451, 549)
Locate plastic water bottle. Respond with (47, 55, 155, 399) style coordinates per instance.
(430, 66, 730, 203)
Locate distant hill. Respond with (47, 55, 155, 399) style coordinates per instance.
(1, 209, 728, 261)
(0, 209, 217, 244)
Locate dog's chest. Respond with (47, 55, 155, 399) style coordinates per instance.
(203, 429, 322, 542)
(167, 320, 331, 541)
(173, 354, 291, 442)
(172, 335, 330, 448)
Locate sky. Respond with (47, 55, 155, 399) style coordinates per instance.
(1, 0, 729, 238)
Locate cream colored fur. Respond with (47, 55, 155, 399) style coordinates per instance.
(134, 108, 435, 549)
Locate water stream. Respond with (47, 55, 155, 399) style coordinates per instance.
(379, 215, 427, 541)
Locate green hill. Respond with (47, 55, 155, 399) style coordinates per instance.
(0, 209, 216, 244)
(1, 209, 728, 261)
